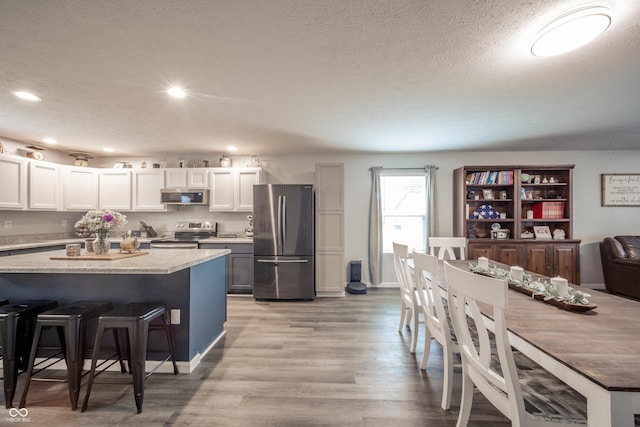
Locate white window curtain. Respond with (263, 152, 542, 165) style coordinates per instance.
(368, 165, 438, 286)
(368, 167, 383, 286)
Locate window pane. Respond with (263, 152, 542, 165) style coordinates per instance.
(381, 175, 428, 253)
(383, 216, 425, 253)
(381, 176, 426, 215)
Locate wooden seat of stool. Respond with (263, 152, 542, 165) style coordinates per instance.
(81, 303, 178, 414)
(19, 301, 117, 411)
(0, 300, 58, 409)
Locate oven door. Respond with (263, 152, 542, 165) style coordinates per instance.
(150, 240, 199, 249)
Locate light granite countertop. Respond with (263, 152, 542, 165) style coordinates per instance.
(0, 248, 230, 275)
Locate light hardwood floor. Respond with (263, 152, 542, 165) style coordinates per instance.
(7, 289, 511, 426)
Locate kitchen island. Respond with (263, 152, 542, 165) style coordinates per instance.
(0, 248, 230, 372)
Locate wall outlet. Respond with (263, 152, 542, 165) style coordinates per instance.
(61, 219, 67, 227)
(170, 309, 180, 325)
(4, 220, 12, 229)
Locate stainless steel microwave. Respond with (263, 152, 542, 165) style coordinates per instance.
(160, 189, 209, 205)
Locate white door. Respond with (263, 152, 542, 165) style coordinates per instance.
(132, 169, 166, 211)
(164, 169, 187, 188)
(187, 169, 209, 188)
(62, 166, 99, 210)
(99, 170, 132, 210)
(29, 161, 61, 210)
(209, 168, 235, 211)
(0, 156, 27, 209)
(236, 168, 261, 211)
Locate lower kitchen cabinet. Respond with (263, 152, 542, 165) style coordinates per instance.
(199, 243, 253, 294)
(467, 240, 581, 284)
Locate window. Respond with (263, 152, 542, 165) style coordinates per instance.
(381, 173, 427, 253)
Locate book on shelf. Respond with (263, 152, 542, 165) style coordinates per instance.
(466, 170, 513, 185)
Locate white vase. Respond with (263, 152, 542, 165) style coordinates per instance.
(93, 232, 110, 255)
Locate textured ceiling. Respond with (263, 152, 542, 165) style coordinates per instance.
(1, 0, 639, 157)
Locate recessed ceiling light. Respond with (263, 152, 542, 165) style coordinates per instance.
(167, 86, 186, 98)
(531, 5, 612, 57)
(103, 147, 115, 153)
(43, 138, 58, 144)
(227, 145, 238, 152)
(13, 91, 42, 102)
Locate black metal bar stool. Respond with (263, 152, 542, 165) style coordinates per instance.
(0, 300, 58, 408)
(19, 301, 120, 410)
(81, 303, 179, 413)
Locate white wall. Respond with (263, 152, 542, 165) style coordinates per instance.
(2, 144, 638, 286)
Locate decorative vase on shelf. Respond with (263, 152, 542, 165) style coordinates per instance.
(93, 231, 110, 255)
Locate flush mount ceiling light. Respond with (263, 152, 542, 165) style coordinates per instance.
(13, 91, 42, 102)
(531, 5, 612, 57)
(167, 86, 186, 98)
(227, 145, 238, 152)
(103, 147, 115, 153)
(43, 137, 58, 145)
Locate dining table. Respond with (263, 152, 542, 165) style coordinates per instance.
(443, 259, 640, 427)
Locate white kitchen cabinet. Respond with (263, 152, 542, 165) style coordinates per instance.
(0, 156, 28, 209)
(164, 168, 209, 189)
(315, 163, 345, 296)
(132, 169, 166, 211)
(209, 167, 262, 212)
(99, 169, 132, 210)
(29, 161, 61, 210)
(62, 166, 99, 211)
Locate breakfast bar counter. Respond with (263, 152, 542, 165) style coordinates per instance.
(0, 248, 231, 372)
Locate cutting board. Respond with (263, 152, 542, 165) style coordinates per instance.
(50, 251, 149, 261)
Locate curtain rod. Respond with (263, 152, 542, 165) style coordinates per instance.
(369, 165, 439, 170)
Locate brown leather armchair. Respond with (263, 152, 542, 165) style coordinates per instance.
(600, 236, 640, 300)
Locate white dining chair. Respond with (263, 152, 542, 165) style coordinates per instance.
(443, 261, 587, 426)
(428, 237, 467, 260)
(392, 242, 420, 353)
(412, 251, 458, 410)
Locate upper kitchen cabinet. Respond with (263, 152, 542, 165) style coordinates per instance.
(0, 156, 28, 210)
(209, 167, 262, 212)
(164, 168, 209, 189)
(99, 169, 132, 210)
(132, 169, 166, 211)
(62, 166, 99, 210)
(29, 161, 61, 210)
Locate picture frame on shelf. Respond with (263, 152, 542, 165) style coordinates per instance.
(533, 225, 552, 240)
(482, 189, 494, 200)
(499, 190, 508, 200)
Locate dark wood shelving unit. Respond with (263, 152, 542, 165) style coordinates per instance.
(453, 165, 580, 284)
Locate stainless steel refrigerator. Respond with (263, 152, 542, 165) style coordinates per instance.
(253, 184, 315, 300)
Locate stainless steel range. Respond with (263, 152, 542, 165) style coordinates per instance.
(150, 221, 217, 248)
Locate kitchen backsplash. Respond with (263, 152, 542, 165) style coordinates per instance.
(0, 207, 252, 242)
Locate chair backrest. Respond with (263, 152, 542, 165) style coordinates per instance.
(428, 237, 467, 260)
(412, 251, 452, 345)
(443, 261, 526, 425)
(392, 242, 412, 293)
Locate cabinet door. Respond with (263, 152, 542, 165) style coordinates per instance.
(187, 169, 209, 188)
(0, 156, 27, 209)
(468, 242, 495, 260)
(132, 169, 166, 211)
(236, 168, 261, 211)
(524, 244, 552, 277)
(209, 169, 235, 211)
(495, 244, 523, 267)
(554, 243, 580, 284)
(62, 166, 99, 210)
(228, 253, 253, 294)
(164, 169, 187, 189)
(29, 161, 61, 210)
(99, 170, 132, 210)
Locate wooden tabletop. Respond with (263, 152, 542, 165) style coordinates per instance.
(445, 260, 640, 392)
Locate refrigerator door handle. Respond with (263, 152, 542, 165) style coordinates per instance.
(281, 195, 287, 245)
(277, 195, 283, 249)
(256, 259, 308, 264)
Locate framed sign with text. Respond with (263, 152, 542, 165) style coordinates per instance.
(601, 174, 640, 206)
